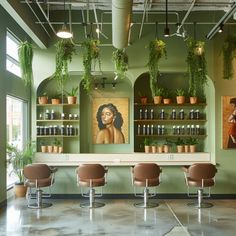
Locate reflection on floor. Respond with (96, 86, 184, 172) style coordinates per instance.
(0, 198, 236, 236)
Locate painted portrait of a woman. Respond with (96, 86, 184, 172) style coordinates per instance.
(95, 103, 125, 144)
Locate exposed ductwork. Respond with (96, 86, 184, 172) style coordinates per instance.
(112, 0, 133, 49)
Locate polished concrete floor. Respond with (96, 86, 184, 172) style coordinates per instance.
(0, 197, 236, 236)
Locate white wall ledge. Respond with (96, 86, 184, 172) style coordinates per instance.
(34, 152, 212, 166)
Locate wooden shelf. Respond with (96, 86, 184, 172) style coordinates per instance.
(37, 104, 79, 107)
(136, 134, 207, 138)
(134, 103, 207, 107)
(37, 135, 79, 138)
(134, 119, 206, 123)
(36, 119, 79, 122)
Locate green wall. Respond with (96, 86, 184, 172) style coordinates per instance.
(0, 6, 31, 204)
(32, 22, 236, 195)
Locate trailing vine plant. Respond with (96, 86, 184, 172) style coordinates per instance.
(54, 39, 76, 88)
(222, 35, 236, 80)
(18, 41, 34, 86)
(81, 39, 101, 93)
(147, 39, 167, 97)
(186, 38, 207, 101)
(112, 49, 128, 80)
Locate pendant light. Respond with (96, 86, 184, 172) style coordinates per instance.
(164, 0, 170, 37)
(56, 0, 73, 39)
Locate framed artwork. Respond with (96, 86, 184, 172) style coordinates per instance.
(92, 98, 129, 144)
(222, 96, 236, 149)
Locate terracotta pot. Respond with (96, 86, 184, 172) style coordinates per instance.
(58, 146, 63, 153)
(53, 146, 59, 153)
(176, 96, 185, 104)
(14, 184, 27, 198)
(157, 145, 163, 153)
(144, 145, 150, 153)
(163, 145, 169, 153)
(38, 96, 48, 105)
(67, 96, 77, 104)
(190, 96, 198, 104)
(190, 145, 196, 153)
(184, 145, 189, 153)
(41, 145, 47, 153)
(163, 98, 171, 104)
(51, 98, 60, 104)
(151, 146, 157, 153)
(141, 97, 147, 105)
(153, 96, 162, 104)
(177, 145, 184, 153)
(47, 145, 53, 153)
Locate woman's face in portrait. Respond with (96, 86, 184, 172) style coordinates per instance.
(101, 107, 114, 125)
(230, 103, 236, 110)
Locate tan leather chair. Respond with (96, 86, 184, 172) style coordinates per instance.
(131, 163, 162, 208)
(76, 164, 108, 208)
(23, 164, 57, 209)
(183, 163, 217, 208)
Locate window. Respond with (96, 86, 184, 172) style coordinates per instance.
(6, 31, 21, 77)
(6, 96, 28, 188)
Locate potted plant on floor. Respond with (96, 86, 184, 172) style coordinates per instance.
(6, 142, 36, 197)
(65, 86, 78, 104)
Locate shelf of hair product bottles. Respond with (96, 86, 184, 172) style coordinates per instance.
(36, 106, 79, 137)
(134, 104, 207, 138)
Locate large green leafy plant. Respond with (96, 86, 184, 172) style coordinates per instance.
(18, 41, 34, 86)
(81, 39, 101, 93)
(54, 39, 76, 87)
(186, 38, 207, 101)
(6, 142, 36, 184)
(147, 39, 167, 97)
(112, 49, 128, 80)
(222, 35, 236, 80)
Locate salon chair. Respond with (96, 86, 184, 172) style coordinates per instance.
(131, 163, 162, 208)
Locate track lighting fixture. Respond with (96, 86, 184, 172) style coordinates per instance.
(164, 0, 170, 37)
(93, 77, 117, 90)
(218, 24, 224, 33)
(56, 0, 73, 39)
(206, 2, 236, 40)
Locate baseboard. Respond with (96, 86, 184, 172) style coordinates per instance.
(50, 193, 236, 200)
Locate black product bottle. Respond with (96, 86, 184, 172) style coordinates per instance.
(53, 125, 58, 135)
(139, 109, 143, 120)
(36, 126, 40, 135)
(142, 125, 146, 135)
(179, 109, 184, 120)
(189, 109, 194, 120)
(144, 109, 148, 120)
(50, 110, 55, 120)
(151, 125, 154, 135)
(146, 125, 150, 135)
(150, 109, 154, 120)
(160, 109, 165, 120)
(60, 125, 65, 135)
(137, 125, 141, 135)
(157, 125, 161, 135)
(171, 109, 176, 120)
(195, 109, 200, 120)
(49, 125, 53, 135)
(45, 109, 50, 120)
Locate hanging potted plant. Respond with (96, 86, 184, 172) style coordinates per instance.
(81, 39, 101, 93)
(54, 39, 76, 87)
(6, 142, 35, 197)
(147, 39, 167, 98)
(18, 41, 34, 86)
(112, 49, 128, 80)
(222, 35, 236, 80)
(186, 38, 207, 102)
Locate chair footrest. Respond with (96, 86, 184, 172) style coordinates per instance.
(80, 202, 105, 208)
(187, 202, 213, 208)
(28, 202, 52, 209)
(134, 202, 159, 208)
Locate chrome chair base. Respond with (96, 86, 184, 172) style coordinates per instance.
(134, 202, 159, 208)
(28, 202, 52, 209)
(187, 202, 213, 208)
(80, 202, 105, 208)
